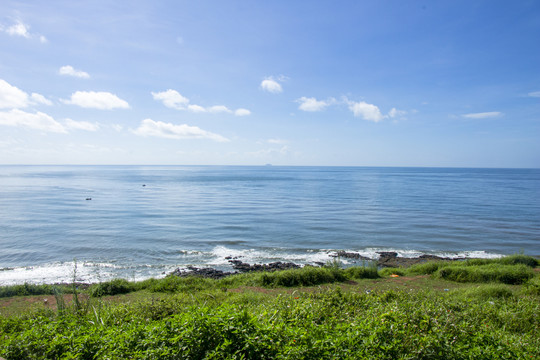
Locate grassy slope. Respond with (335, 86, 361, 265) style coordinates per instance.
(0, 255, 538, 359)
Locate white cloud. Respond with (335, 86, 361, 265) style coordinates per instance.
(260, 78, 283, 93)
(152, 89, 189, 110)
(133, 119, 229, 142)
(528, 91, 540, 98)
(63, 91, 130, 109)
(188, 104, 207, 113)
(30, 93, 52, 106)
(111, 124, 123, 132)
(0, 79, 50, 108)
(59, 65, 90, 79)
(296, 97, 331, 112)
(462, 111, 502, 119)
(235, 108, 251, 116)
(6, 21, 30, 38)
(64, 119, 100, 131)
(153, 89, 249, 116)
(347, 100, 384, 122)
(208, 105, 232, 114)
(0, 109, 66, 133)
(388, 108, 407, 118)
(0, 79, 31, 108)
(2, 20, 47, 42)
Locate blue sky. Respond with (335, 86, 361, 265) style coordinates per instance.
(0, 0, 539, 167)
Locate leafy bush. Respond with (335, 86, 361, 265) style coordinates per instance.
(0, 283, 53, 298)
(379, 267, 405, 277)
(259, 266, 346, 287)
(1, 287, 538, 359)
(406, 261, 447, 275)
(522, 275, 540, 296)
(90, 279, 135, 297)
(344, 263, 379, 279)
(435, 264, 534, 284)
(465, 255, 538, 267)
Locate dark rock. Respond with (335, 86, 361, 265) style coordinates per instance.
(171, 266, 234, 279)
(228, 260, 300, 272)
(331, 251, 371, 260)
(376, 252, 457, 268)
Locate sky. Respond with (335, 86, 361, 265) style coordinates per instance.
(0, 0, 539, 167)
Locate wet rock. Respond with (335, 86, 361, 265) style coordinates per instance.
(330, 251, 371, 260)
(228, 260, 300, 272)
(376, 252, 457, 268)
(171, 266, 234, 279)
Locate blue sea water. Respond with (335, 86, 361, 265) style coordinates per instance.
(0, 165, 539, 285)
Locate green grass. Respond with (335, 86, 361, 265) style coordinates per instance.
(434, 263, 534, 284)
(0, 283, 73, 298)
(1, 284, 538, 359)
(0, 255, 538, 358)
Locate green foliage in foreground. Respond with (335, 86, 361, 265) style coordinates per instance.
(1, 284, 538, 359)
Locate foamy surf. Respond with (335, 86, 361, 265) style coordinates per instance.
(0, 247, 504, 285)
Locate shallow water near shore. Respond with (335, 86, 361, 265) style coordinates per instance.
(0, 165, 539, 285)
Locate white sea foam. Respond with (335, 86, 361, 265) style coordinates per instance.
(0, 247, 506, 285)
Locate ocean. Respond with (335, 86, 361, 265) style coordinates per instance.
(0, 165, 538, 285)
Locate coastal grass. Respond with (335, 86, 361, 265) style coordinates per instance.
(1, 281, 538, 359)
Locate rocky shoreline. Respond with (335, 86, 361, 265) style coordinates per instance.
(170, 251, 462, 279)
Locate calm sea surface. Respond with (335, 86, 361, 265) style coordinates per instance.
(0, 166, 539, 284)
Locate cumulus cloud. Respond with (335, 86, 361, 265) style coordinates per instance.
(64, 119, 100, 131)
(260, 76, 287, 94)
(30, 93, 52, 106)
(0, 109, 66, 133)
(0, 79, 51, 108)
(2, 20, 47, 42)
(6, 21, 30, 38)
(462, 111, 502, 119)
(133, 119, 229, 142)
(296, 97, 333, 112)
(528, 91, 540, 98)
(235, 108, 251, 116)
(63, 91, 129, 109)
(187, 104, 207, 113)
(152, 89, 189, 110)
(208, 105, 232, 114)
(152, 89, 250, 116)
(260, 79, 282, 93)
(59, 65, 90, 79)
(347, 100, 384, 122)
(388, 108, 407, 118)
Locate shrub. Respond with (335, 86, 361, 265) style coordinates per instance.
(406, 261, 446, 275)
(90, 279, 134, 297)
(522, 275, 540, 296)
(0, 283, 54, 298)
(435, 264, 534, 285)
(379, 268, 405, 277)
(259, 267, 346, 287)
(345, 263, 379, 279)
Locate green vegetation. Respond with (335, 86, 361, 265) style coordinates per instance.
(0, 255, 538, 359)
